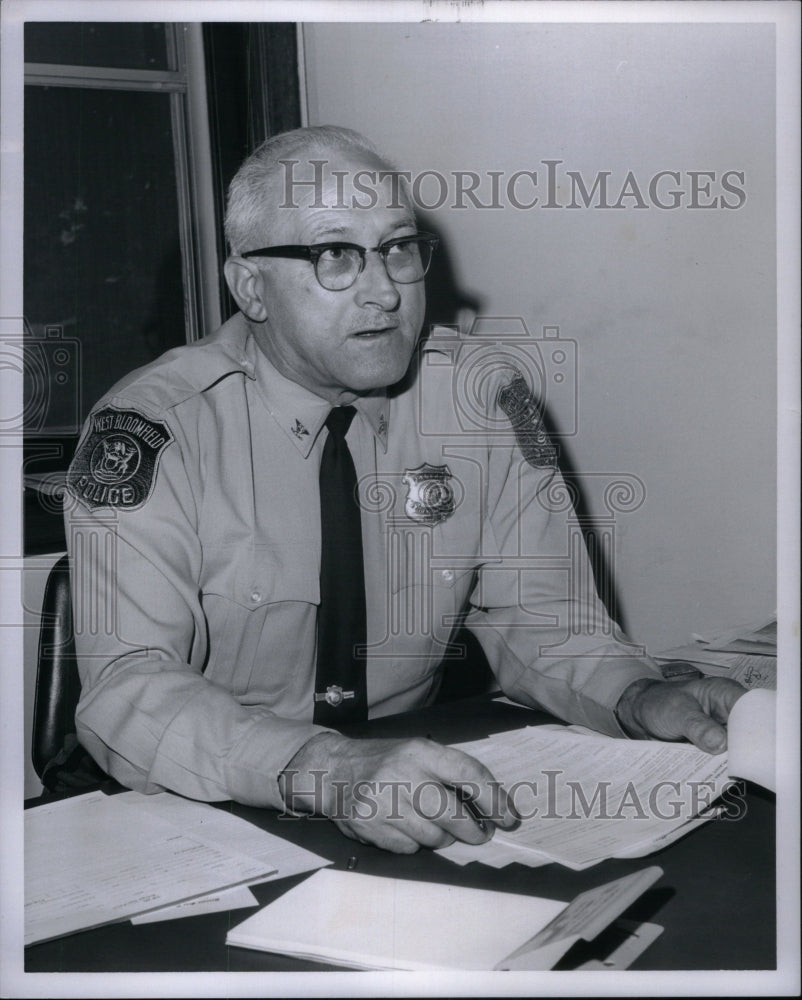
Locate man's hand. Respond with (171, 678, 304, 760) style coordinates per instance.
(616, 676, 747, 753)
(279, 733, 518, 854)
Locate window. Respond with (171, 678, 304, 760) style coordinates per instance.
(22, 21, 302, 554)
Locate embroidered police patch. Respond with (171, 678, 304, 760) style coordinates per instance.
(67, 406, 173, 510)
(402, 464, 456, 525)
(497, 372, 559, 469)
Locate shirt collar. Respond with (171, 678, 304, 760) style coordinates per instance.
(248, 325, 390, 458)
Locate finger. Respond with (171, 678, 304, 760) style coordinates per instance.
(432, 792, 493, 846)
(686, 677, 747, 723)
(681, 709, 728, 754)
(334, 817, 421, 855)
(433, 746, 519, 827)
(456, 778, 519, 830)
(399, 782, 491, 847)
(396, 814, 460, 851)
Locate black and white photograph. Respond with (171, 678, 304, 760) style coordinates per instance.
(1, 1, 798, 997)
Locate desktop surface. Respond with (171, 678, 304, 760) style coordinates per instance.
(25, 695, 776, 972)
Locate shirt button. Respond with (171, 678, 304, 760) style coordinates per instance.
(250, 590, 262, 603)
(441, 570, 454, 583)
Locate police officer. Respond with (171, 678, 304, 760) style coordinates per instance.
(65, 126, 744, 853)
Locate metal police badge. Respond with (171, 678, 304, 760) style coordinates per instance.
(67, 406, 173, 511)
(402, 463, 456, 525)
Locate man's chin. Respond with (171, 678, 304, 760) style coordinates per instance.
(345, 352, 417, 394)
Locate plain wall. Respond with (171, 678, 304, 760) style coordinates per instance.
(303, 20, 776, 656)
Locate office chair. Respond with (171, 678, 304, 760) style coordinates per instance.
(32, 553, 105, 790)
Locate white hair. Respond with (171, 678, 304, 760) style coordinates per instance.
(224, 125, 403, 255)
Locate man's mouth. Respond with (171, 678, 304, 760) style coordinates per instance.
(351, 325, 398, 337)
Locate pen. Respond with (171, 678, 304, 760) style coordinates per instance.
(458, 790, 487, 833)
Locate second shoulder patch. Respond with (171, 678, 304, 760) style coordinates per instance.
(497, 372, 559, 469)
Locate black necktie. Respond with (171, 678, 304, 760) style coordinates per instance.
(313, 406, 368, 725)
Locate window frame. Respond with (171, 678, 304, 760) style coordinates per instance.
(23, 22, 222, 346)
(21, 22, 222, 555)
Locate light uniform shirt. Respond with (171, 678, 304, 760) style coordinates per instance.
(65, 313, 661, 809)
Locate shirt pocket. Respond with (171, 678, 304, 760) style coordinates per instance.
(386, 565, 475, 663)
(201, 543, 319, 694)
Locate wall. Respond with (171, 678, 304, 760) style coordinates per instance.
(303, 20, 776, 656)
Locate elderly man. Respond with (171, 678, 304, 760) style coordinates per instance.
(65, 125, 743, 853)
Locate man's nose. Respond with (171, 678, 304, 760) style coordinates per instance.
(354, 250, 401, 310)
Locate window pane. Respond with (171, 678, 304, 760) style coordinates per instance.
(24, 84, 187, 442)
(25, 22, 171, 71)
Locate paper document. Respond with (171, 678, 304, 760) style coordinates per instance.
(655, 645, 776, 690)
(726, 688, 776, 791)
(116, 791, 330, 924)
(697, 615, 777, 655)
(498, 867, 662, 969)
(442, 727, 728, 870)
(130, 885, 258, 924)
(437, 838, 551, 868)
(116, 791, 329, 885)
(226, 867, 663, 971)
(24, 791, 275, 945)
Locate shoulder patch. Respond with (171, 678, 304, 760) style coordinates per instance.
(66, 406, 174, 510)
(497, 372, 559, 469)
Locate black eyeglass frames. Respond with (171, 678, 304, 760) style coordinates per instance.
(240, 232, 439, 291)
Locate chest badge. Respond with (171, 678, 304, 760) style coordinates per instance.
(402, 464, 456, 525)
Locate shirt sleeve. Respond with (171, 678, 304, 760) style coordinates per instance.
(65, 396, 327, 809)
(465, 369, 663, 736)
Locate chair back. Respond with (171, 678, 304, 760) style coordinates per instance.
(32, 553, 82, 779)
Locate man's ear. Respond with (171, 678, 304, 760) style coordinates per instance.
(224, 257, 269, 322)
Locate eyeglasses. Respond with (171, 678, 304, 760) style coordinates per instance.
(240, 232, 439, 291)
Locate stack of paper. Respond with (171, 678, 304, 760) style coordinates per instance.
(115, 791, 330, 923)
(438, 726, 730, 870)
(25, 790, 330, 945)
(226, 866, 664, 971)
(441, 688, 776, 871)
(655, 614, 777, 689)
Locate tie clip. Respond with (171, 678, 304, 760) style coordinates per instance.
(314, 685, 355, 708)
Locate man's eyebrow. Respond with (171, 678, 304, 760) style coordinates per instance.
(307, 223, 351, 241)
(385, 217, 418, 236)
(305, 216, 418, 244)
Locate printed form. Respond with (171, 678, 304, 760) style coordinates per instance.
(25, 790, 330, 943)
(438, 727, 730, 870)
(115, 790, 330, 922)
(24, 791, 274, 945)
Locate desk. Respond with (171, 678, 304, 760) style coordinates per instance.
(25, 695, 776, 972)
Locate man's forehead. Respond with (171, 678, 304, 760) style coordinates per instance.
(273, 150, 414, 213)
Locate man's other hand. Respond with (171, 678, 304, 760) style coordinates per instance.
(616, 676, 747, 754)
(279, 734, 518, 854)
